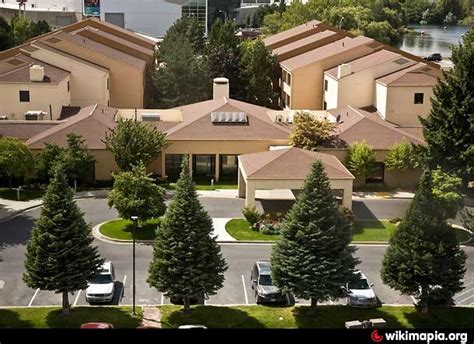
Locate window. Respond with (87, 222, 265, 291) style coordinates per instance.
(67, 81, 70, 92)
(323, 101, 327, 110)
(366, 162, 385, 183)
(165, 154, 183, 182)
(220, 155, 238, 180)
(19, 90, 30, 102)
(414, 93, 424, 104)
(324, 79, 328, 91)
(286, 94, 291, 108)
(192, 155, 216, 178)
(107, 78, 109, 90)
(287, 73, 291, 86)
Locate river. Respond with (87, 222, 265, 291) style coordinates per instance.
(396, 25, 469, 58)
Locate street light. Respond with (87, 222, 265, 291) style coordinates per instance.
(218, 10, 227, 22)
(131, 215, 139, 315)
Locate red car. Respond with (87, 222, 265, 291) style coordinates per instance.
(80, 322, 114, 329)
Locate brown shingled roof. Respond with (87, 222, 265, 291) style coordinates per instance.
(280, 36, 375, 71)
(27, 104, 117, 149)
(326, 106, 425, 149)
(239, 147, 354, 180)
(263, 20, 323, 49)
(166, 97, 290, 141)
(0, 121, 59, 141)
(376, 63, 441, 86)
(0, 54, 69, 84)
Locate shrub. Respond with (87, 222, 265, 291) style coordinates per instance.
(389, 217, 403, 224)
(339, 206, 355, 225)
(242, 205, 262, 225)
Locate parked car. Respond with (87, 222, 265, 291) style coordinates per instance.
(178, 325, 207, 329)
(346, 271, 377, 308)
(250, 261, 288, 304)
(80, 322, 114, 329)
(86, 261, 115, 304)
(170, 293, 206, 305)
(424, 53, 442, 62)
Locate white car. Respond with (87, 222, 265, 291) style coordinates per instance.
(346, 271, 377, 308)
(178, 325, 207, 329)
(86, 261, 115, 304)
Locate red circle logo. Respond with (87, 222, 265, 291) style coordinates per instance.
(371, 330, 384, 343)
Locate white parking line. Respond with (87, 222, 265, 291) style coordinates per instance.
(161, 293, 164, 305)
(122, 275, 127, 286)
(458, 294, 474, 304)
(454, 288, 474, 299)
(73, 290, 82, 306)
(410, 295, 417, 305)
(241, 275, 249, 305)
(28, 288, 40, 307)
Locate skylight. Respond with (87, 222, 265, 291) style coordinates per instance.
(211, 112, 248, 123)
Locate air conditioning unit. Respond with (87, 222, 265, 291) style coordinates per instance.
(275, 114, 283, 123)
(141, 113, 161, 121)
(287, 113, 294, 124)
(0, 115, 8, 120)
(24, 110, 45, 121)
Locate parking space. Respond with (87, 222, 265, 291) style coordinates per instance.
(454, 277, 474, 305)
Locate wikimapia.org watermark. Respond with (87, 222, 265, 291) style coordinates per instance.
(371, 330, 469, 344)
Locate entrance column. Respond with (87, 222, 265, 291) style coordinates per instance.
(188, 154, 193, 176)
(342, 181, 353, 210)
(238, 167, 245, 198)
(161, 152, 166, 181)
(215, 154, 220, 182)
(245, 180, 256, 207)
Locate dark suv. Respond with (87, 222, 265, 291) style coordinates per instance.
(424, 53, 442, 62)
(250, 261, 287, 304)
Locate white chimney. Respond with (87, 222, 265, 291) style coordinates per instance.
(213, 77, 229, 99)
(337, 63, 352, 79)
(30, 65, 45, 82)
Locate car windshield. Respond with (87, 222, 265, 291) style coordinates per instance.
(259, 274, 273, 286)
(349, 278, 370, 290)
(90, 274, 113, 284)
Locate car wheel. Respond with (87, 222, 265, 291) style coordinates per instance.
(255, 292, 261, 304)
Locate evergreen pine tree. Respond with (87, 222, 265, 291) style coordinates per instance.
(271, 159, 359, 309)
(147, 156, 227, 311)
(23, 165, 103, 314)
(381, 170, 467, 313)
(420, 28, 473, 186)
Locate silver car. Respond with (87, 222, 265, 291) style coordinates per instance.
(250, 261, 287, 304)
(86, 261, 115, 303)
(346, 271, 377, 308)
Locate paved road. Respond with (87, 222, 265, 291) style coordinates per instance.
(0, 198, 473, 307)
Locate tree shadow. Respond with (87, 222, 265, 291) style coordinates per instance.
(0, 309, 35, 328)
(0, 212, 36, 252)
(258, 200, 295, 214)
(163, 306, 265, 329)
(352, 201, 378, 220)
(292, 305, 404, 328)
(403, 306, 474, 328)
(46, 306, 141, 328)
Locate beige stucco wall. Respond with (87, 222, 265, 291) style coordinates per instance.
(30, 47, 110, 107)
(375, 82, 388, 119)
(44, 40, 145, 109)
(0, 76, 71, 120)
(384, 85, 434, 126)
(324, 75, 339, 110)
(288, 45, 375, 110)
(0, 8, 81, 28)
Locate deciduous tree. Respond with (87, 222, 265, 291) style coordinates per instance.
(289, 112, 335, 150)
(0, 137, 34, 187)
(346, 141, 376, 177)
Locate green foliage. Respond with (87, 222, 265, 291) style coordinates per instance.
(339, 205, 355, 225)
(63, 133, 95, 184)
(460, 208, 474, 233)
(104, 118, 169, 172)
(34, 143, 65, 182)
(385, 140, 419, 171)
(10, 16, 51, 46)
(148, 157, 227, 310)
(0, 16, 14, 51)
(23, 166, 103, 312)
(271, 159, 359, 307)
(108, 163, 166, 222)
(421, 29, 474, 186)
(240, 39, 280, 108)
(28, 20, 51, 38)
(158, 16, 205, 58)
(431, 167, 463, 219)
(289, 112, 335, 150)
(152, 35, 211, 108)
(346, 141, 376, 176)
(381, 170, 467, 312)
(242, 205, 262, 226)
(0, 137, 34, 185)
(363, 20, 400, 44)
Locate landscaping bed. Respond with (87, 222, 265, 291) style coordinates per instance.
(0, 188, 43, 201)
(159, 305, 474, 329)
(225, 219, 470, 243)
(0, 307, 142, 328)
(99, 218, 161, 240)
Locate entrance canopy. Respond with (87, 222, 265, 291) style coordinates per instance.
(238, 147, 354, 209)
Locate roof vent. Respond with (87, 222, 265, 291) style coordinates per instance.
(421, 67, 432, 72)
(30, 65, 45, 82)
(46, 37, 62, 44)
(394, 58, 409, 65)
(213, 77, 229, 99)
(211, 112, 247, 123)
(337, 63, 352, 78)
(7, 58, 25, 66)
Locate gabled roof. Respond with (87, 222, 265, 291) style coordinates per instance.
(239, 147, 354, 180)
(376, 63, 441, 87)
(324, 50, 417, 79)
(326, 106, 425, 149)
(280, 36, 376, 71)
(0, 54, 69, 84)
(263, 20, 323, 49)
(0, 121, 59, 141)
(27, 105, 117, 149)
(166, 97, 291, 141)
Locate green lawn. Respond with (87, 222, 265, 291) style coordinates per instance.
(226, 219, 471, 243)
(159, 305, 474, 329)
(0, 188, 43, 201)
(0, 307, 142, 328)
(99, 218, 160, 240)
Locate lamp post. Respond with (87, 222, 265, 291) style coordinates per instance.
(131, 215, 138, 315)
(218, 10, 227, 22)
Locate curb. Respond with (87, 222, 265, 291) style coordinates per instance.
(92, 221, 155, 245)
(0, 194, 106, 224)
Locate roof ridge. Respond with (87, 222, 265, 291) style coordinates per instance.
(247, 147, 293, 178)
